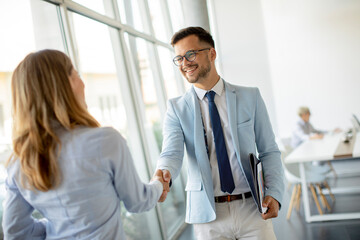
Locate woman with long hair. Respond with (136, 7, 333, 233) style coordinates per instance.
(2, 49, 166, 239)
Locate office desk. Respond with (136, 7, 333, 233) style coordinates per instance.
(285, 132, 360, 223)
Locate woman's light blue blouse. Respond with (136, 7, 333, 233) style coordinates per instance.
(2, 126, 162, 239)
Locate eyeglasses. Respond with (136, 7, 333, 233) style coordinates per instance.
(173, 48, 211, 66)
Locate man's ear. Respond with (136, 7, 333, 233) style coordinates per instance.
(210, 48, 216, 61)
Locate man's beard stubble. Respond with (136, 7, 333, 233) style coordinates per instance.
(185, 60, 211, 84)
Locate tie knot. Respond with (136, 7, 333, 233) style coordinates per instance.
(206, 91, 216, 102)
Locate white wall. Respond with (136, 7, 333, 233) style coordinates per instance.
(210, 0, 278, 133)
(210, 0, 360, 138)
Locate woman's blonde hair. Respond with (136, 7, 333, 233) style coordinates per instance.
(297, 106, 310, 117)
(9, 49, 100, 191)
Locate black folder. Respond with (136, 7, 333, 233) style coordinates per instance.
(249, 153, 267, 213)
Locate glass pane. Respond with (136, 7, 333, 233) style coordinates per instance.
(70, 12, 162, 240)
(160, 176, 186, 235)
(157, 46, 184, 99)
(125, 35, 163, 153)
(167, 0, 185, 34)
(70, 13, 122, 131)
(147, 0, 168, 42)
(0, 0, 65, 236)
(72, 0, 113, 17)
(125, 34, 186, 237)
(117, 0, 150, 34)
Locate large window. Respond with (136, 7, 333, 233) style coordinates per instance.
(118, 0, 150, 34)
(148, 0, 169, 42)
(72, 0, 110, 16)
(125, 34, 186, 237)
(0, 0, 65, 148)
(0, 0, 65, 236)
(125, 34, 165, 152)
(167, 0, 185, 35)
(70, 12, 163, 239)
(157, 45, 185, 99)
(0, 0, 187, 239)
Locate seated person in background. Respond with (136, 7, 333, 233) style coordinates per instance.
(2, 49, 167, 240)
(291, 106, 326, 148)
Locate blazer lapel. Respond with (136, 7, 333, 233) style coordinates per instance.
(224, 82, 253, 185)
(225, 83, 240, 155)
(187, 87, 215, 206)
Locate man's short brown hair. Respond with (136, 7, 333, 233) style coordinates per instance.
(171, 26, 215, 48)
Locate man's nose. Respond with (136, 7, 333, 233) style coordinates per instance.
(181, 57, 191, 66)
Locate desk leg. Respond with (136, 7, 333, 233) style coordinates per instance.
(299, 162, 311, 223)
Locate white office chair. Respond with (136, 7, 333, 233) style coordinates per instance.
(283, 160, 336, 219)
(277, 138, 335, 219)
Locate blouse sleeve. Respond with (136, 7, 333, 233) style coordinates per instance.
(100, 128, 163, 213)
(2, 166, 47, 240)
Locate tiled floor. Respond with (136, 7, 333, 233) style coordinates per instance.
(177, 175, 360, 240)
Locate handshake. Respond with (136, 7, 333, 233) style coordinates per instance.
(151, 169, 172, 202)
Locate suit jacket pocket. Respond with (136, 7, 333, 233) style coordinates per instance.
(237, 119, 253, 128)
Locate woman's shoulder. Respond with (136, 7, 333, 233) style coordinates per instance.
(70, 125, 117, 136)
(5, 154, 21, 182)
(58, 126, 126, 159)
(71, 126, 125, 144)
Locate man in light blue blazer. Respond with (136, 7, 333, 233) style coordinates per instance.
(155, 27, 284, 239)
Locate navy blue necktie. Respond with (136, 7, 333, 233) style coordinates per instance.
(206, 91, 235, 194)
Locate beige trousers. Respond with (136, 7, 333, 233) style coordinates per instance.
(193, 197, 277, 240)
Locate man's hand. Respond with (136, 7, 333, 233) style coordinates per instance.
(152, 169, 171, 202)
(261, 196, 280, 220)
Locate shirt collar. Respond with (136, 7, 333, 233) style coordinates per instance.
(194, 77, 224, 101)
(297, 117, 307, 126)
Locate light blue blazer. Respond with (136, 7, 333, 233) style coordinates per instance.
(157, 80, 284, 224)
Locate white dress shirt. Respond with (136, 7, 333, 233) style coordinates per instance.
(291, 117, 325, 148)
(194, 78, 250, 196)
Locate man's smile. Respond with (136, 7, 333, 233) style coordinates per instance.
(182, 65, 198, 75)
